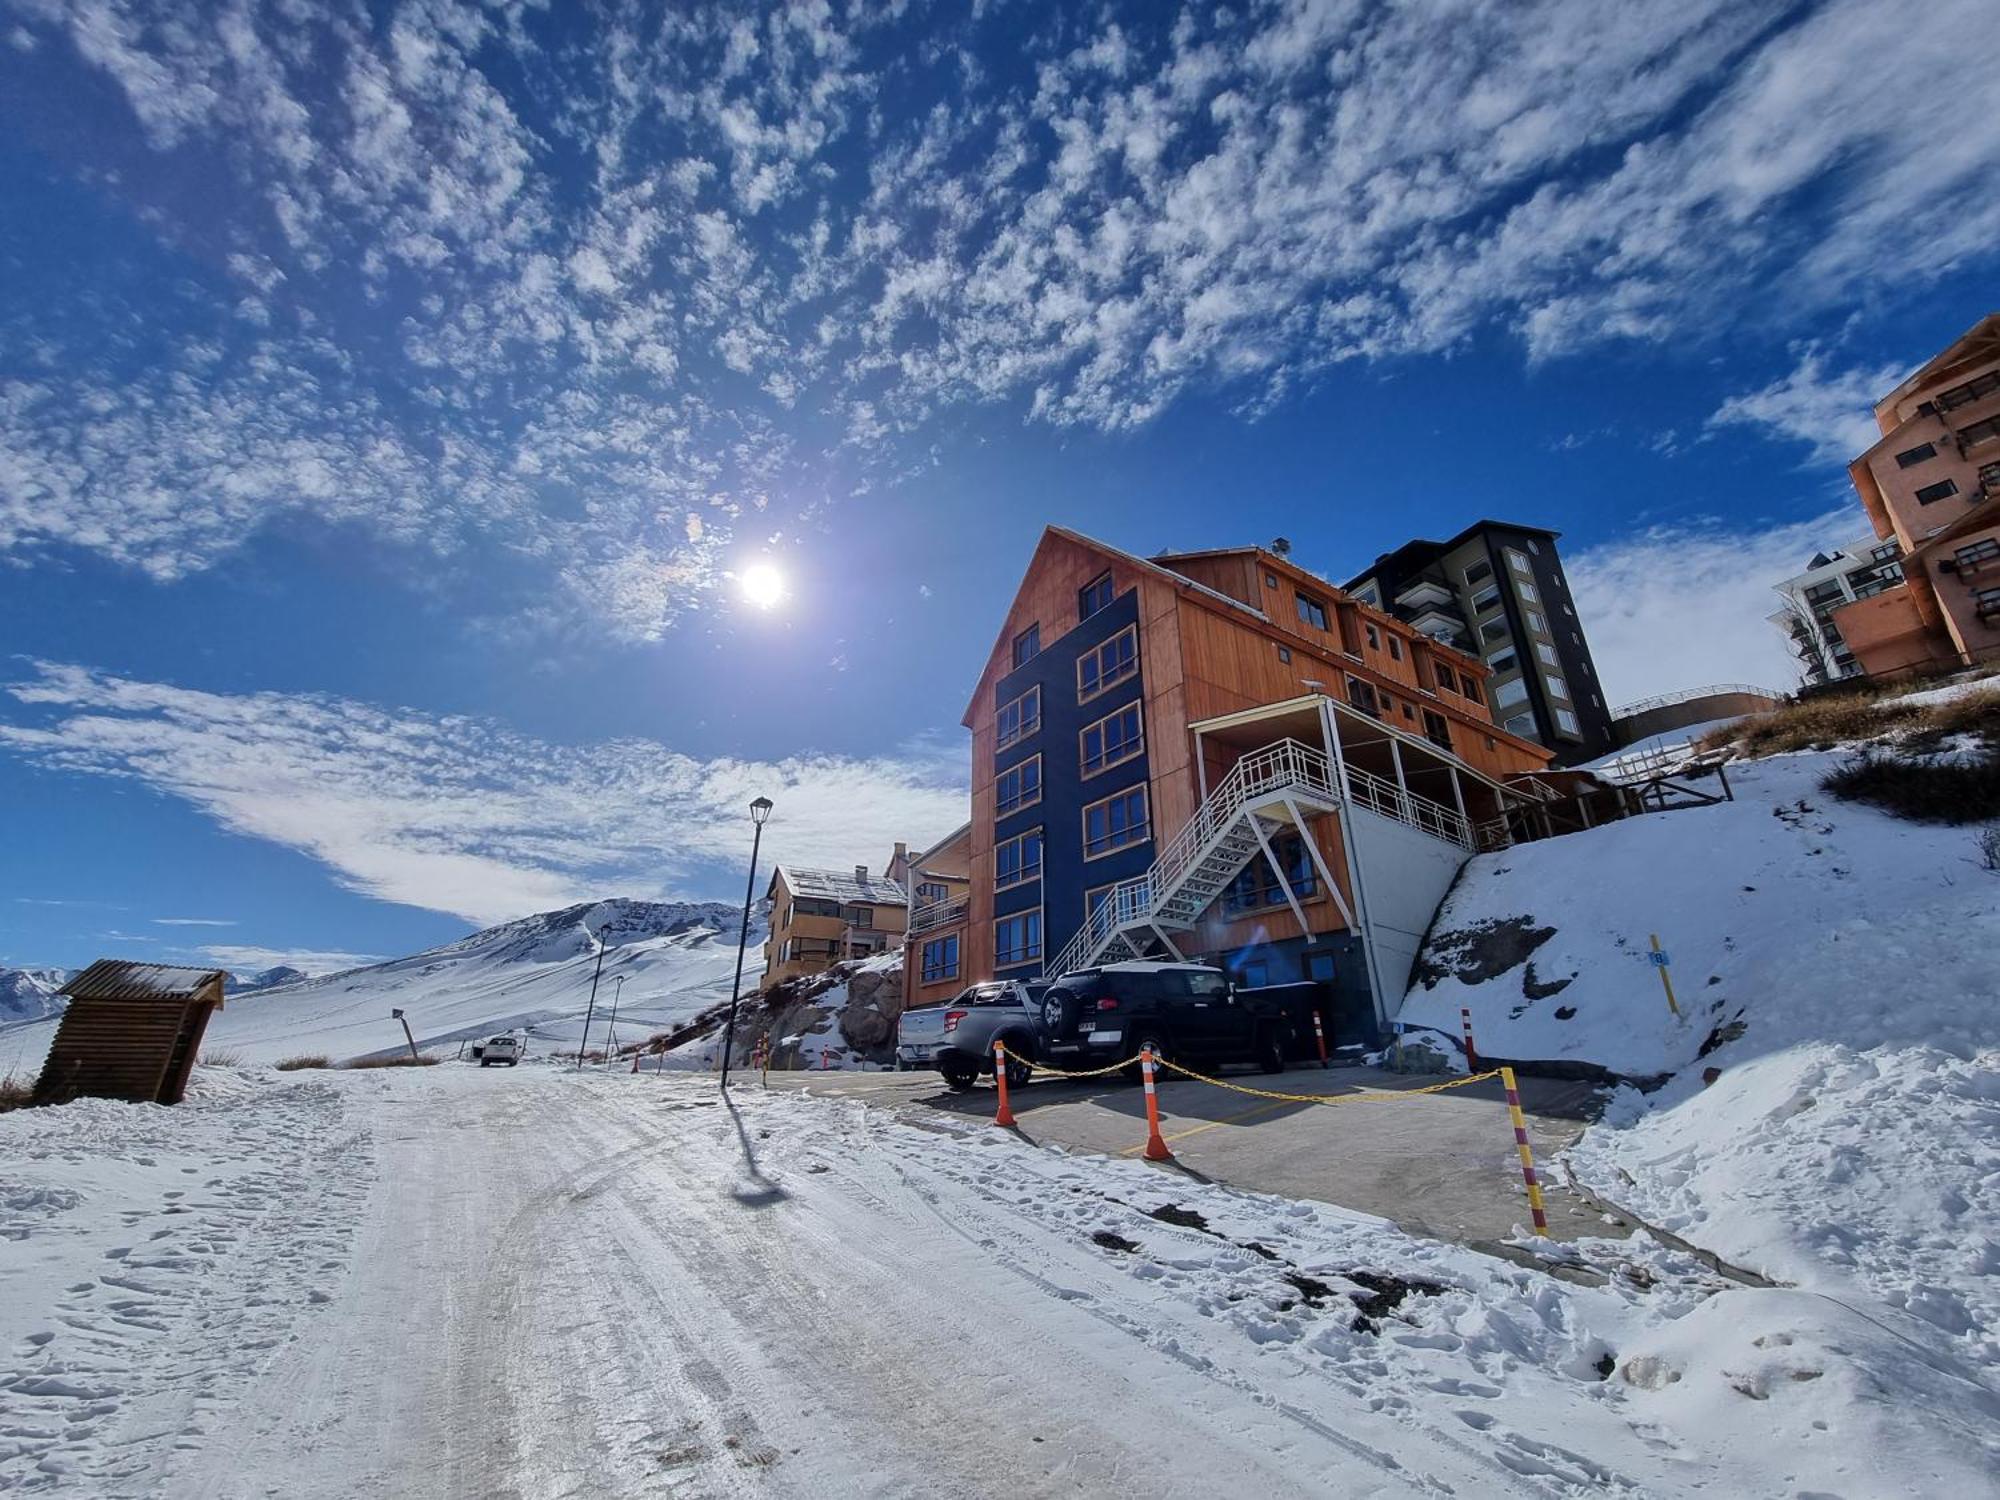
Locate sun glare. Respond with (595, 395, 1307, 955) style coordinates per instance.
(739, 561, 786, 610)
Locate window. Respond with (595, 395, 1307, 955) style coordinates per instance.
(1078, 625, 1138, 701)
(1494, 678, 1529, 709)
(1937, 369, 2000, 410)
(921, 935, 960, 984)
(996, 685, 1041, 750)
(1085, 882, 1119, 923)
(1506, 548, 1532, 575)
(1545, 674, 1570, 701)
(1364, 622, 1380, 650)
(1524, 609, 1547, 634)
(1346, 675, 1381, 718)
(794, 896, 842, 918)
(1536, 642, 1560, 667)
(1895, 442, 1937, 468)
(1434, 664, 1457, 694)
(1277, 645, 1291, 664)
(995, 912, 1042, 968)
(1503, 711, 1537, 737)
(1958, 415, 2000, 449)
(996, 755, 1042, 815)
(1296, 592, 1330, 630)
(1955, 538, 2000, 568)
(1422, 709, 1452, 750)
(1463, 559, 1494, 586)
(915, 880, 949, 904)
(1238, 960, 1270, 988)
(1388, 634, 1403, 662)
(1081, 703, 1144, 776)
(1916, 478, 1961, 505)
(1554, 708, 1581, 737)
(1353, 583, 1379, 606)
(1471, 585, 1502, 614)
(1486, 648, 1519, 675)
(1079, 571, 1115, 620)
(1222, 833, 1318, 915)
(1265, 572, 1280, 589)
(844, 906, 875, 929)
(1083, 787, 1150, 858)
(1480, 619, 1511, 645)
(995, 828, 1044, 890)
(1306, 952, 1337, 982)
(1975, 585, 2000, 618)
(1870, 542, 1902, 563)
(1012, 624, 1040, 666)
(1516, 581, 1541, 604)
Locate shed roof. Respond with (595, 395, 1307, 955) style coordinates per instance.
(772, 866, 909, 904)
(60, 960, 229, 1003)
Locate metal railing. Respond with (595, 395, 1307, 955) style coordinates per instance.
(906, 895, 968, 937)
(1340, 761, 1473, 847)
(1610, 683, 1785, 719)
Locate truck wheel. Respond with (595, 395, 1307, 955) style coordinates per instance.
(1002, 1045, 1034, 1091)
(939, 1060, 978, 1091)
(1257, 1026, 1287, 1075)
(1124, 1033, 1170, 1085)
(479, 1059, 490, 1068)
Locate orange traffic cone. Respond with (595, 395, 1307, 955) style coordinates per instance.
(1141, 1047, 1171, 1161)
(993, 1040, 1018, 1128)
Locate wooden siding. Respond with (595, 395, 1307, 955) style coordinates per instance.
(34, 995, 218, 1106)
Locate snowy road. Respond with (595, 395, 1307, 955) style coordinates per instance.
(3, 1067, 1992, 1497)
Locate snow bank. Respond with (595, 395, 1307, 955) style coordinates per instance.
(660, 952, 904, 1073)
(1403, 750, 2000, 1376)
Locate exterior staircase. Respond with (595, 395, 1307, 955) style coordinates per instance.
(1045, 737, 1475, 979)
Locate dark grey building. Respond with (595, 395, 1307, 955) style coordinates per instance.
(1345, 521, 1615, 765)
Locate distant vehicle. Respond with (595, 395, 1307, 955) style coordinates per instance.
(479, 1034, 524, 1067)
(895, 979, 1048, 1091)
(1039, 962, 1289, 1080)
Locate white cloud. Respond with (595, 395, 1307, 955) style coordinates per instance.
(1708, 349, 1909, 467)
(0, 662, 968, 928)
(1566, 509, 1863, 705)
(151, 917, 237, 928)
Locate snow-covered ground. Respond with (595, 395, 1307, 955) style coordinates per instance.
(0, 899, 761, 1077)
(3, 1066, 1989, 1497)
(1403, 748, 2000, 1382)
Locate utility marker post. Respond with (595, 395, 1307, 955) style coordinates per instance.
(1649, 933, 1681, 1019)
(392, 1007, 419, 1063)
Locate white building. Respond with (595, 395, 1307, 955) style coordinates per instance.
(1768, 536, 1907, 686)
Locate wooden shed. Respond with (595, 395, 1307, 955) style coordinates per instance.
(34, 960, 229, 1106)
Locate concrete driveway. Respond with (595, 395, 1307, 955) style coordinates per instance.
(766, 1063, 1621, 1250)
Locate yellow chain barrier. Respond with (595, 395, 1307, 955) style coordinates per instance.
(1008, 1054, 1135, 1081)
(1150, 1057, 1503, 1105)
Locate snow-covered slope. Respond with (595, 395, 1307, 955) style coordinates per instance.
(1402, 750, 2000, 1374)
(0, 968, 67, 1030)
(224, 966, 308, 995)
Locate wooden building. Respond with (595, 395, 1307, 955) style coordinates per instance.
(902, 822, 972, 1013)
(959, 528, 1597, 1036)
(35, 960, 229, 1106)
(758, 858, 910, 988)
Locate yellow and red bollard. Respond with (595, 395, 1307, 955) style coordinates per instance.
(1311, 1009, 1330, 1069)
(1140, 1046, 1172, 1161)
(1460, 1007, 1480, 1071)
(1500, 1066, 1551, 1236)
(992, 1039, 1018, 1128)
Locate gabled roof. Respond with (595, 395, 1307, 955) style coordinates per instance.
(60, 960, 228, 1003)
(1874, 312, 2000, 423)
(769, 865, 908, 905)
(910, 821, 972, 868)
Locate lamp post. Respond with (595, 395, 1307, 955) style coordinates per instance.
(604, 975, 627, 1064)
(577, 918, 615, 1068)
(718, 796, 774, 1089)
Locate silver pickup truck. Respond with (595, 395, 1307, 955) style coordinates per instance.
(895, 979, 1048, 1090)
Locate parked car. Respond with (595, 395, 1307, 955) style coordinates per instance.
(1039, 962, 1289, 1079)
(895, 979, 1049, 1090)
(479, 1034, 524, 1067)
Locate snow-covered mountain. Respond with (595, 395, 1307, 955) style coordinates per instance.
(199, 899, 764, 1065)
(0, 968, 68, 1029)
(224, 966, 308, 995)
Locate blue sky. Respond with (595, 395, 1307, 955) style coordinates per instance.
(3, 0, 1998, 972)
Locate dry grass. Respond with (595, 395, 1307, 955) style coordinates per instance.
(1976, 825, 2000, 872)
(273, 1054, 330, 1071)
(1821, 750, 2000, 825)
(0, 1074, 33, 1113)
(198, 1047, 244, 1068)
(341, 1053, 440, 1069)
(1707, 682, 2000, 759)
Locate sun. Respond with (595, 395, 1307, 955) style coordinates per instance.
(738, 561, 786, 610)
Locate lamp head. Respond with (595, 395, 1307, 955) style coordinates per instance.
(750, 796, 774, 826)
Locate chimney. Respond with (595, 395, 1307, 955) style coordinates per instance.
(855, 864, 868, 883)
(1271, 536, 1292, 558)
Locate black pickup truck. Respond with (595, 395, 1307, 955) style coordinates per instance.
(1038, 962, 1290, 1080)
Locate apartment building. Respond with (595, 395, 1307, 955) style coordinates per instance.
(1344, 522, 1615, 765)
(902, 822, 972, 1013)
(1767, 537, 1906, 686)
(759, 851, 909, 988)
(1835, 313, 2000, 676)
(958, 527, 1572, 1036)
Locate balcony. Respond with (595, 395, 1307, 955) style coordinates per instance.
(1394, 578, 1457, 611)
(1979, 461, 2000, 499)
(907, 894, 968, 937)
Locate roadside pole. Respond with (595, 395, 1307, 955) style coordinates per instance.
(577, 925, 611, 1068)
(392, 1007, 420, 1063)
(1499, 1066, 1551, 1236)
(1649, 934, 1682, 1019)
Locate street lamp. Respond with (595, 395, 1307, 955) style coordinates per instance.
(604, 975, 627, 1065)
(577, 918, 617, 1068)
(718, 796, 774, 1089)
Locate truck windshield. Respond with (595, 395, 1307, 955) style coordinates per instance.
(1182, 973, 1229, 999)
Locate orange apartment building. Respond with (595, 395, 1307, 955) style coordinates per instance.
(759, 847, 910, 988)
(902, 823, 972, 1013)
(1836, 313, 2000, 676)
(954, 527, 1574, 1037)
